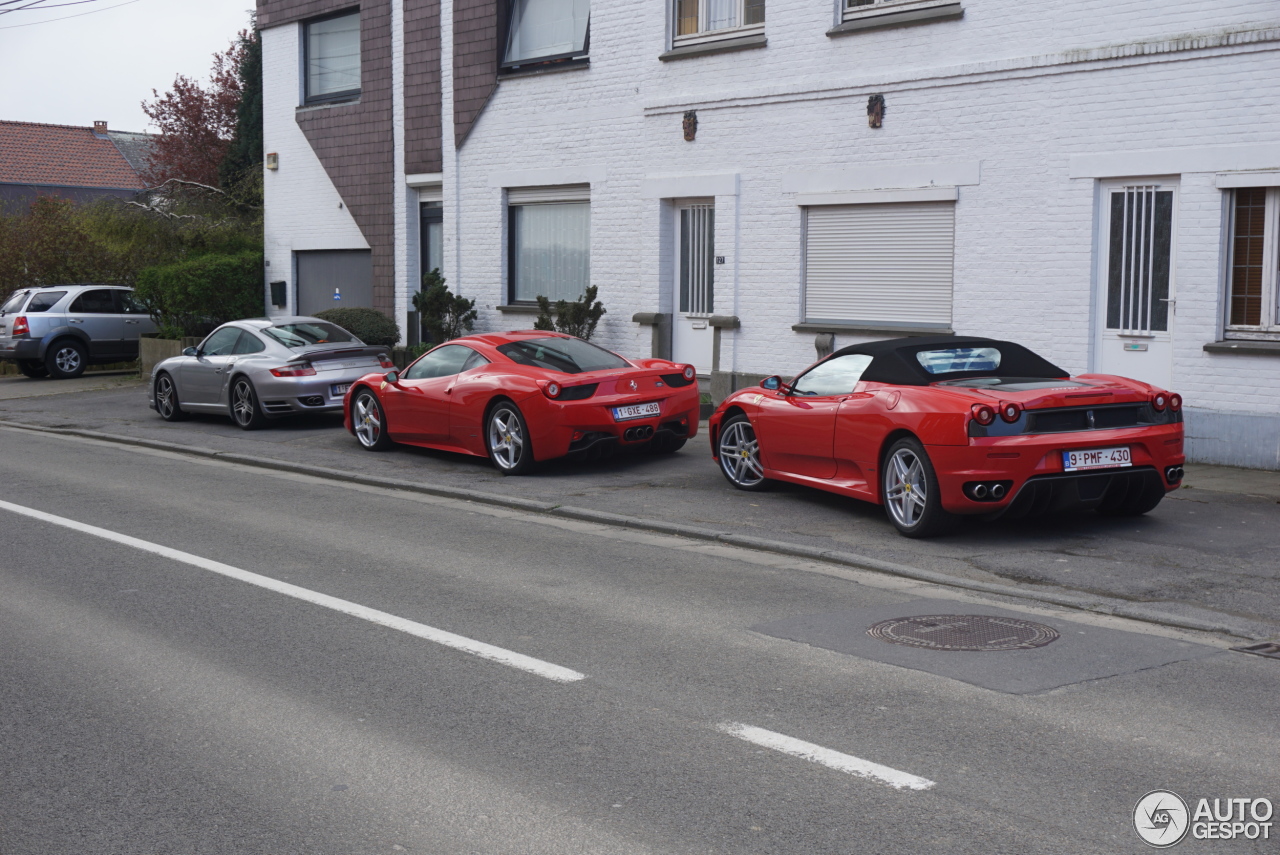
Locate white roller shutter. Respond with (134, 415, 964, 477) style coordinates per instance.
(507, 184, 591, 204)
(803, 201, 954, 326)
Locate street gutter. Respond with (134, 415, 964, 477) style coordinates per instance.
(1, 418, 1266, 641)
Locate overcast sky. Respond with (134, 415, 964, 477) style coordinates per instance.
(0, 0, 255, 133)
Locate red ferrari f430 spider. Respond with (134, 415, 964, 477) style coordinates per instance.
(344, 331, 700, 473)
(709, 336, 1185, 537)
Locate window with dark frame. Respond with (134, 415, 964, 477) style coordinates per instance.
(503, 0, 590, 68)
(508, 202, 590, 304)
(1226, 187, 1280, 336)
(304, 10, 361, 104)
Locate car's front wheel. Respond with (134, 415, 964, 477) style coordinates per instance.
(717, 413, 768, 491)
(229, 376, 267, 430)
(16, 360, 48, 379)
(45, 339, 86, 379)
(486, 402, 534, 475)
(881, 437, 957, 538)
(351, 389, 393, 451)
(154, 372, 189, 421)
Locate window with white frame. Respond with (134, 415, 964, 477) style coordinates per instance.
(802, 201, 954, 328)
(1225, 187, 1280, 337)
(508, 186, 591, 304)
(674, 0, 764, 44)
(503, 0, 590, 67)
(304, 10, 361, 104)
(842, 0, 959, 25)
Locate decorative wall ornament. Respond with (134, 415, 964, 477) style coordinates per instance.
(683, 110, 698, 141)
(867, 94, 886, 129)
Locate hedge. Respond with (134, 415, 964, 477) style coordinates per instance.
(134, 251, 265, 338)
(313, 307, 401, 347)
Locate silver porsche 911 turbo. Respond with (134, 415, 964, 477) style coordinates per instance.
(148, 317, 395, 430)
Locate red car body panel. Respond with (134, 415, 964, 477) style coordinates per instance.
(710, 348, 1185, 518)
(343, 331, 700, 463)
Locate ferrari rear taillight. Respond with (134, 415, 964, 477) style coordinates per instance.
(1151, 392, 1168, 412)
(11, 315, 28, 336)
(270, 362, 316, 377)
(543, 381, 562, 399)
(682, 365, 696, 382)
(378, 354, 394, 369)
(999, 401, 1022, 423)
(1169, 393, 1183, 412)
(971, 404, 996, 426)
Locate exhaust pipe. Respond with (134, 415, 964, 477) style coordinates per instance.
(991, 483, 1007, 499)
(972, 484, 989, 499)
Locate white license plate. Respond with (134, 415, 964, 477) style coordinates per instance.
(331, 383, 351, 397)
(1062, 445, 1131, 472)
(612, 401, 661, 421)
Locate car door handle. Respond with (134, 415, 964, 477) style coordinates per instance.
(69, 318, 82, 324)
(444, 387, 453, 395)
(124, 319, 139, 325)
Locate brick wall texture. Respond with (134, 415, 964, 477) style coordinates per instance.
(452, 0, 499, 147)
(405, 0, 443, 173)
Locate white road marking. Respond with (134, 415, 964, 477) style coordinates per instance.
(0, 498, 586, 684)
(718, 722, 935, 791)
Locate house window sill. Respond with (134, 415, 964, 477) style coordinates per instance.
(660, 34, 767, 61)
(792, 321, 954, 336)
(496, 303, 542, 314)
(298, 94, 362, 111)
(828, 1, 963, 36)
(500, 56, 590, 78)
(1203, 339, 1280, 356)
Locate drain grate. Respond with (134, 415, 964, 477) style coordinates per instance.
(867, 614, 1060, 651)
(1230, 641, 1280, 660)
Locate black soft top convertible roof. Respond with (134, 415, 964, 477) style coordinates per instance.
(828, 336, 1069, 386)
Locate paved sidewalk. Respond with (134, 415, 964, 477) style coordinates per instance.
(2, 377, 1278, 639)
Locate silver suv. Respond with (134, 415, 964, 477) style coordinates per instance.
(0, 284, 157, 379)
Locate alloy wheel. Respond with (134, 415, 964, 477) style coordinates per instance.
(156, 376, 175, 418)
(884, 447, 927, 528)
(718, 418, 764, 488)
(488, 408, 524, 470)
(354, 394, 382, 447)
(55, 346, 81, 374)
(232, 380, 255, 426)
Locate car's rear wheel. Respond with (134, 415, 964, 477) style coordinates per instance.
(882, 437, 957, 538)
(45, 339, 86, 379)
(351, 389, 393, 451)
(1096, 475, 1166, 517)
(16, 360, 48, 379)
(229, 376, 268, 430)
(717, 414, 768, 491)
(486, 402, 534, 475)
(154, 372, 188, 421)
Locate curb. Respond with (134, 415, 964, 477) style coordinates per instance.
(2, 418, 1265, 641)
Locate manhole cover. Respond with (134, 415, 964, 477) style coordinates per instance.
(867, 614, 1060, 651)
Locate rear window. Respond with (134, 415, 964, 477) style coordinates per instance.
(24, 291, 67, 313)
(916, 347, 1002, 375)
(1, 291, 28, 314)
(497, 337, 630, 374)
(263, 322, 359, 348)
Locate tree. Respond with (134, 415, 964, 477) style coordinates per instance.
(218, 27, 263, 196)
(141, 31, 248, 188)
(414, 269, 478, 344)
(534, 286, 606, 341)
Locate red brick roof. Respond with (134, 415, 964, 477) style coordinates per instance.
(0, 120, 148, 190)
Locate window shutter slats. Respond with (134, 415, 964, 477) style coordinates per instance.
(803, 202, 955, 325)
(507, 185, 591, 204)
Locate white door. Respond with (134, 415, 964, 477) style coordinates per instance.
(1095, 181, 1178, 388)
(672, 201, 715, 371)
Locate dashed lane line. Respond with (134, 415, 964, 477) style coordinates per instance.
(718, 722, 936, 791)
(0, 498, 587, 684)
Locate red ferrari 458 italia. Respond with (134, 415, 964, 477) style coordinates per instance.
(343, 331, 700, 473)
(709, 336, 1185, 537)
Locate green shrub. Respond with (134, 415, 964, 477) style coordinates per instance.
(413, 268, 477, 344)
(314, 307, 400, 347)
(534, 285, 606, 341)
(134, 250, 265, 337)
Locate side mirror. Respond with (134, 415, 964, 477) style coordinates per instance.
(182, 347, 198, 357)
(384, 370, 399, 384)
(761, 375, 785, 392)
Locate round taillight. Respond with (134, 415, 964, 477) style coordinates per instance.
(972, 404, 996, 426)
(1169, 393, 1182, 412)
(1152, 393, 1167, 412)
(999, 402, 1022, 423)
(545, 381, 561, 399)
(683, 365, 696, 381)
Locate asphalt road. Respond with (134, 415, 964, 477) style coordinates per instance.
(2, 427, 1277, 853)
(3, 378, 1279, 639)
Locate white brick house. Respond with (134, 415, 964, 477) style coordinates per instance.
(260, 0, 1280, 468)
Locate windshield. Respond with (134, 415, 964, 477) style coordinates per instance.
(263, 322, 359, 348)
(916, 347, 1002, 375)
(497, 337, 630, 374)
(1, 291, 28, 314)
